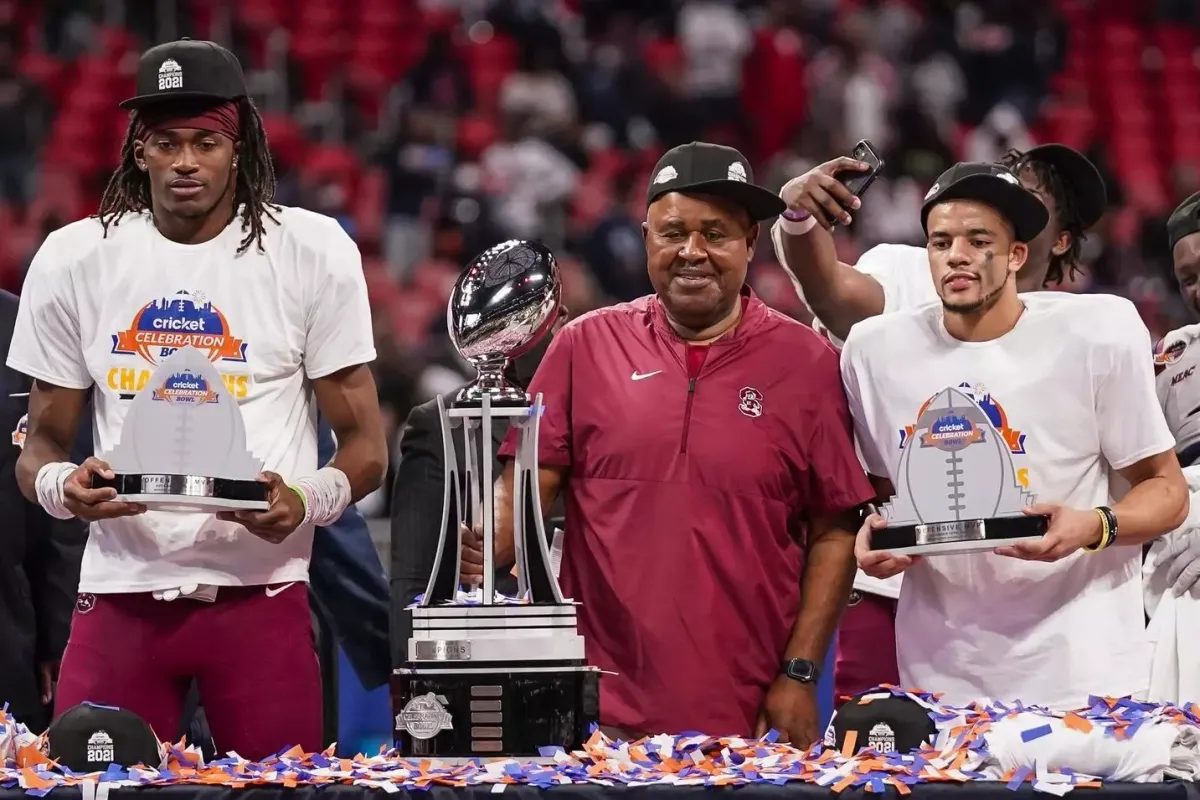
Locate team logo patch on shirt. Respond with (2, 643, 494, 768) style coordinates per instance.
(11, 413, 26, 449)
(152, 371, 220, 405)
(1154, 337, 1188, 376)
(76, 593, 96, 615)
(738, 386, 764, 418)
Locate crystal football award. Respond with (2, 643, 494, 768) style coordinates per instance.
(92, 346, 268, 512)
(869, 385, 1050, 556)
(392, 239, 600, 760)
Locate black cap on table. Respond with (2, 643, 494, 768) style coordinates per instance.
(120, 37, 248, 110)
(921, 162, 1049, 243)
(646, 142, 787, 223)
(827, 690, 938, 755)
(47, 702, 163, 773)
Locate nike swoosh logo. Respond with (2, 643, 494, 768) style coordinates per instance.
(264, 582, 296, 598)
(631, 370, 663, 381)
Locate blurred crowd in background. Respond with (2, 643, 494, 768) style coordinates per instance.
(1, 0, 1198, 518)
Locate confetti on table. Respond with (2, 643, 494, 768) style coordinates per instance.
(4, 689, 1199, 795)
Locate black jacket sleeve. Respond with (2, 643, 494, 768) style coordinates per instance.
(388, 400, 447, 666)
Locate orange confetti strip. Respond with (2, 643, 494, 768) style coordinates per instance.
(840, 730, 858, 758)
(1063, 712, 1093, 733)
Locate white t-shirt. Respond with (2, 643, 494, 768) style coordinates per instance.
(8, 208, 377, 593)
(1154, 323, 1200, 466)
(840, 292, 1174, 709)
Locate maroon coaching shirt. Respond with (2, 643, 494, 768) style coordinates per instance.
(498, 289, 873, 736)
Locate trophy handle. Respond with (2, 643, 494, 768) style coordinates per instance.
(513, 393, 565, 604)
(420, 394, 465, 605)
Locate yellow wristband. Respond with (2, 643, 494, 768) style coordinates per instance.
(288, 484, 309, 519)
(1082, 508, 1110, 553)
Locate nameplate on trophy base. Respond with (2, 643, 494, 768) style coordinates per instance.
(93, 346, 269, 513)
(871, 385, 1049, 557)
(393, 604, 601, 759)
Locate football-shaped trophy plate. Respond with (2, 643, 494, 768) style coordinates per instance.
(870, 385, 1049, 556)
(92, 346, 268, 513)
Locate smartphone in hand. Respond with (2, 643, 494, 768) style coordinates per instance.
(832, 139, 885, 223)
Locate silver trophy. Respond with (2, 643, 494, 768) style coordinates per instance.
(92, 346, 268, 512)
(393, 240, 599, 759)
(870, 385, 1048, 556)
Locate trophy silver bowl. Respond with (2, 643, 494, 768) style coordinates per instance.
(448, 239, 561, 407)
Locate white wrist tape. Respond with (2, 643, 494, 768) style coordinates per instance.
(36, 462, 78, 520)
(293, 466, 352, 527)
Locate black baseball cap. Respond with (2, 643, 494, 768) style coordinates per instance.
(826, 690, 937, 755)
(646, 142, 786, 223)
(921, 162, 1049, 243)
(1168, 191, 1200, 252)
(47, 702, 163, 772)
(1022, 143, 1107, 230)
(120, 38, 247, 110)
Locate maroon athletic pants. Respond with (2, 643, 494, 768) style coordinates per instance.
(833, 591, 900, 706)
(54, 582, 321, 759)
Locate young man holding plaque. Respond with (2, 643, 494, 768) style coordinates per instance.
(461, 142, 875, 745)
(840, 162, 1188, 709)
(7, 39, 388, 757)
(771, 144, 1108, 703)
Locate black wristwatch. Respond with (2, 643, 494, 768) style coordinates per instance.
(782, 657, 821, 684)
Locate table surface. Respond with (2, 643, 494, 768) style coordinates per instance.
(2, 780, 1196, 800)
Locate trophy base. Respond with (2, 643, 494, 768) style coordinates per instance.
(392, 661, 600, 758)
(93, 473, 270, 513)
(870, 514, 1050, 557)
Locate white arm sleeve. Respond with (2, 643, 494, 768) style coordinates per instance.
(303, 224, 378, 380)
(1096, 300, 1177, 469)
(6, 232, 92, 389)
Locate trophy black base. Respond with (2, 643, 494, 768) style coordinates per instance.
(870, 514, 1050, 556)
(92, 473, 270, 513)
(391, 661, 600, 759)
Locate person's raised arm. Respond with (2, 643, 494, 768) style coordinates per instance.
(774, 159, 885, 342)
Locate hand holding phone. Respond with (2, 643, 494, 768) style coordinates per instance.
(779, 139, 885, 230)
(833, 140, 885, 203)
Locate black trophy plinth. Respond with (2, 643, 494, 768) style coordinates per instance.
(392, 660, 600, 758)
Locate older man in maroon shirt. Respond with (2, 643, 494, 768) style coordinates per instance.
(462, 142, 873, 745)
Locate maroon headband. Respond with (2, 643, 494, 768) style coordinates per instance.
(133, 99, 241, 142)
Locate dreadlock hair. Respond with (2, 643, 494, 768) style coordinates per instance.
(1000, 148, 1085, 287)
(94, 95, 280, 255)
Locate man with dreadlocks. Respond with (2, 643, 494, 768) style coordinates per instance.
(7, 39, 387, 757)
(768, 143, 1107, 706)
